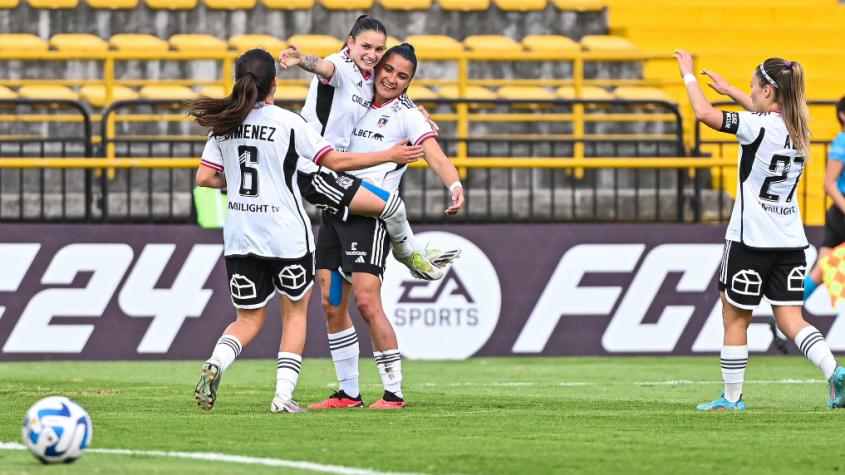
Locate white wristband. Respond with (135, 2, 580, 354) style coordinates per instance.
(683, 74, 697, 85)
(449, 181, 462, 193)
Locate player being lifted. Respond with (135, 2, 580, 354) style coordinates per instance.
(674, 50, 845, 410)
(188, 49, 423, 413)
(307, 43, 464, 409)
(279, 15, 461, 281)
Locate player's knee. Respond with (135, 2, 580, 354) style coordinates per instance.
(354, 294, 380, 323)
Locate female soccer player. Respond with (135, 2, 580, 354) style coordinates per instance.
(675, 50, 845, 410)
(804, 97, 845, 299)
(279, 15, 456, 281)
(307, 43, 464, 409)
(188, 49, 422, 413)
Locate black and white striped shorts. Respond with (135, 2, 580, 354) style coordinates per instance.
(315, 212, 390, 277)
(297, 167, 362, 216)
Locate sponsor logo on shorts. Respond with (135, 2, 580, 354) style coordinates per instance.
(336, 176, 355, 190)
(788, 266, 806, 292)
(230, 274, 257, 300)
(731, 269, 762, 296)
(383, 231, 501, 359)
(278, 264, 307, 289)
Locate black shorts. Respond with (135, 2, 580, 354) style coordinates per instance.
(297, 167, 361, 218)
(717, 240, 806, 310)
(225, 253, 314, 308)
(315, 212, 390, 277)
(823, 205, 845, 249)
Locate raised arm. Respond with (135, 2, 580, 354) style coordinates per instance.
(278, 45, 335, 81)
(421, 138, 464, 215)
(674, 49, 724, 131)
(702, 69, 754, 112)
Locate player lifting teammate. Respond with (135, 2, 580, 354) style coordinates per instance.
(675, 50, 845, 410)
(188, 49, 423, 413)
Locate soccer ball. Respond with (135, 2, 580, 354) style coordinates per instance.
(21, 396, 93, 464)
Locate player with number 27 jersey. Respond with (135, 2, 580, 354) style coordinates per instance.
(721, 110, 807, 249)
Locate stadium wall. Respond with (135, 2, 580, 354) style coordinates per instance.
(0, 223, 837, 361)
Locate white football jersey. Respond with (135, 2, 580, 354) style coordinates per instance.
(720, 111, 808, 249)
(201, 103, 334, 258)
(301, 48, 374, 152)
(346, 94, 436, 192)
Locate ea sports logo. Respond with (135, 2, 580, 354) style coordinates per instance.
(382, 231, 501, 359)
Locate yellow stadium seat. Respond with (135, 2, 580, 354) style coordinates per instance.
(436, 0, 489, 11)
(492, 0, 546, 11)
(85, 0, 137, 8)
(275, 85, 310, 102)
(18, 85, 79, 101)
(386, 36, 402, 49)
(0, 0, 20, 7)
(109, 34, 169, 52)
(580, 35, 638, 52)
(198, 85, 227, 98)
(404, 35, 464, 56)
(0, 34, 48, 52)
(613, 86, 673, 102)
(555, 86, 613, 100)
(522, 35, 580, 53)
(229, 34, 287, 54)
(439, 85, 497, 100)
(49, 34, 108, 52)
(551, 0, 604, 11)
(377, 0, 431, 10)
(204, 0, 255, 9)
(144, 0, 197, 9)
(79, 85, 139, 107)
(0, 86, 17, 99)
(260, 0, 314, 8)
(26, 0, 78, 7)
(286, 35, 344, 56)
(318, 0, 373, 9)
(169, 34, 227, 51)
(407, 85, 438, 101)
(463, 35, 523, 54)
(139, 85, 198, 101)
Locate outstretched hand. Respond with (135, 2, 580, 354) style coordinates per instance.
(702, 69, 731, 95)
(278, 45, 302, 70)
(673, 49, 695, 77)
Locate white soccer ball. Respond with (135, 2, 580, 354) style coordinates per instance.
(21, 396, 93, 464)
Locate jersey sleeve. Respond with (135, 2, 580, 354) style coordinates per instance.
(200, 134, 224, 172)
(402, 108, 437, 146)
(830, 135, 845, 163)
(291, 115, 334, 165)
(719, 111, 764, 144)
(319, 54, 346, 88)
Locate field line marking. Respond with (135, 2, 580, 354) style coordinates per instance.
(0, 442, 421, 475)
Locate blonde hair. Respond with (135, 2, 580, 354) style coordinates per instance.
(757, 58, 811, 156)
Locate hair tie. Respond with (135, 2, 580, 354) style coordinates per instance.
(784, 61, 794, 70)
(759, 63, 779, 88)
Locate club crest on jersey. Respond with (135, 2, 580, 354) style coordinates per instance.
(378, 115, 389, 128)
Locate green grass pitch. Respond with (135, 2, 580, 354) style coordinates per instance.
(0, 356, 843, 474)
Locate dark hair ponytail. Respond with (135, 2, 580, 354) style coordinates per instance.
(345, 14, 387, 49)
(837, 96, 845, 127)
(378, 43, 418, 78)
(186, 48, 276, 136)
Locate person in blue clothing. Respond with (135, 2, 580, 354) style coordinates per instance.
(805, 97, 845, 300)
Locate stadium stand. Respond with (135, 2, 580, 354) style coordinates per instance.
(85, 0, 138, 8)
(204, 0, 257, 9)
(143, 0, 197, 10)
(80, 85, 139, 107)
(18, 85, 79, 100)
(109, 34, 170, 51)
(0, 34, 48, 51)
(26, 0, 77, 7)
(376, 0, 432, 11)
(169, 34, 228, 51)
(49, 34, 108, 52)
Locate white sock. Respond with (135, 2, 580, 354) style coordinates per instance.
(276, 352, 302, 401)
(794, 325, 838, 379)
(374, 349, 403, 398)
(379, 193, 418, 259)
(328, 326, 360, 398)
(721, 345, 747, 403)
(209, 335, 242, 374)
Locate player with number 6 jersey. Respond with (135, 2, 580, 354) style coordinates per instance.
(674, 49, 845, 411)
